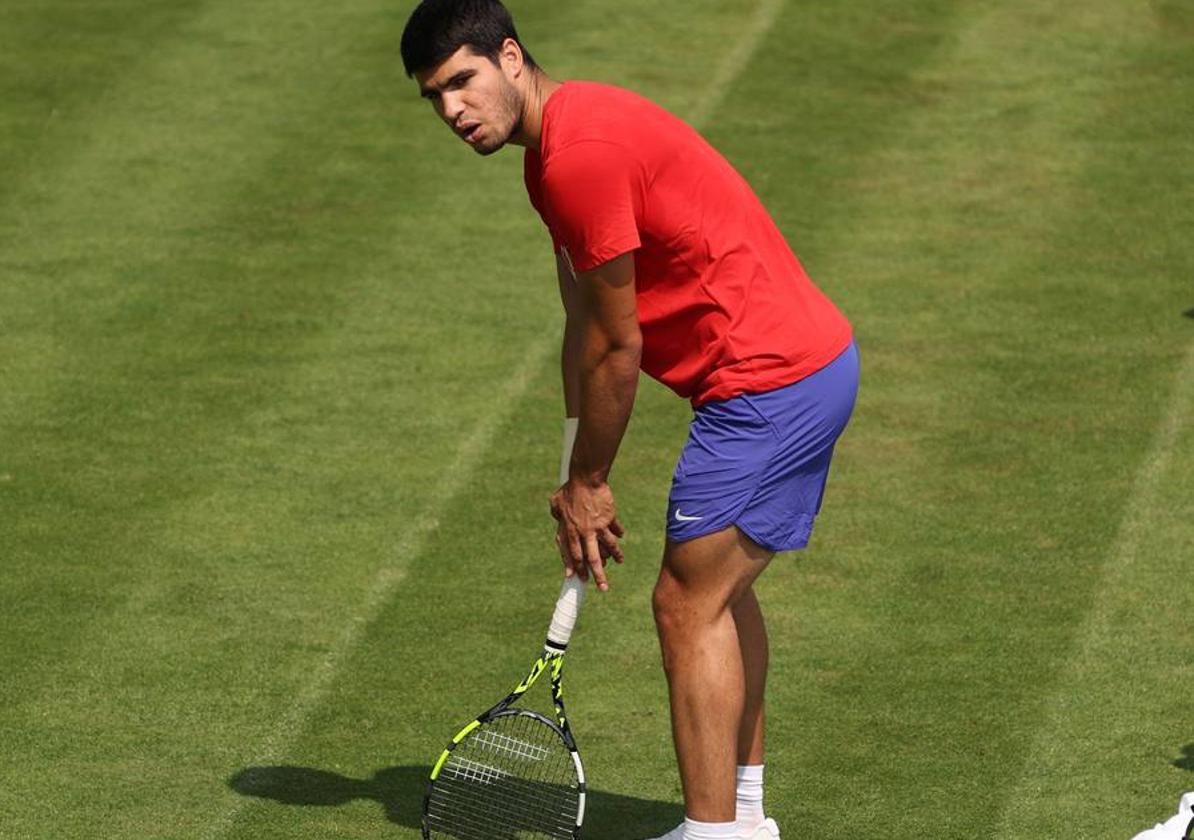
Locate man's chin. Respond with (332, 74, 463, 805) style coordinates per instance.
(470, 139, 506, 156)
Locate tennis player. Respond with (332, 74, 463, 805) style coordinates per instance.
(402, 3, 859, 838)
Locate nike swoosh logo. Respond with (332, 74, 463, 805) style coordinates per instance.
(674, 509, 703, 522)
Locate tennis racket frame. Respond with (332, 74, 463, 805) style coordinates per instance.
(422, 596, 588, 839)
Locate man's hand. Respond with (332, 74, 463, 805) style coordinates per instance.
(550, 480, 625, 591)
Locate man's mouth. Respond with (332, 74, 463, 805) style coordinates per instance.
(458, 122, 481, 144)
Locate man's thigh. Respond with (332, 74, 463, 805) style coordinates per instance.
(657, 526, 773, 615)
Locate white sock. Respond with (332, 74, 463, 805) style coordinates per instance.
(683, 817, 739, 839)
(736, 764, 765, 831)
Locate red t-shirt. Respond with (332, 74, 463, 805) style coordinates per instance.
(524, 81, 853, 406)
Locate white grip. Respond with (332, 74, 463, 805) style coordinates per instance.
(559, 417, 579, 486)
(546, 574, 586, 649)
(547, 418, 585, 649)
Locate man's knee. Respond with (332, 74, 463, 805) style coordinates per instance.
(652, 564, 719, 641)
(652, 569, 696, 675)
(654, 528, 772, 649)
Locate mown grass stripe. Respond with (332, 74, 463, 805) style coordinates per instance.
(0, 0, 208, 188)
(990, 339, 1194, 838)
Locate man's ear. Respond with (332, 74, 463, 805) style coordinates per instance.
(499, 37, 524, 78)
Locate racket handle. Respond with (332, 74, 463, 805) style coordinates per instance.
(546, 574, 586, 650)
(547, 418, 585, 650)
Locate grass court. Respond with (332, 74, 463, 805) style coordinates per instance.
(1, 0, 1192, 837)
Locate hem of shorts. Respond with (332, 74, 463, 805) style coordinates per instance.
(665, 512, 743, 546)
(667, 518, 811, 552)
(735, 520, 811, 553)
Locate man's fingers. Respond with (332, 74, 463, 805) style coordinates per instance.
(551, 483, 624, 588)
(567, 527, 587, 580)
(599, 528, 625, 564)
(583, 532, 600, 565)
(555, 530, 575, 577)
(585, 532, 609, 591)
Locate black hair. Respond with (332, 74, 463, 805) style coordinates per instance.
(400, 0, 538, 77)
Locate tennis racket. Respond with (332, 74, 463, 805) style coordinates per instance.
(421, 576, 587, 839)
(422, 421, 588, 840)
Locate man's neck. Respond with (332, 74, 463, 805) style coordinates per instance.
(511, 71, 561, 151)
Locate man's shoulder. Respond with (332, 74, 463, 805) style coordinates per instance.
(546, 81, 671, 150)
(556, 79, 648, 107)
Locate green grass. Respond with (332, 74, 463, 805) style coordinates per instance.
(1, 0, 1191, 838)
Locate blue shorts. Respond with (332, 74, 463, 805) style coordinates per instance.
(667, 342, 859, 552)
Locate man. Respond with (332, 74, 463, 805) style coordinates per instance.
(401, 2, 859, 838)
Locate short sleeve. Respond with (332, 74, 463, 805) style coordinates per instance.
(539, 140, 642, 272)
(523, 148, 563, 252)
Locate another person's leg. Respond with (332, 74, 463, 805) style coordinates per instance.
(653, 525, 773, 825)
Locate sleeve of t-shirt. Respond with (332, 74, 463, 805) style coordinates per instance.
(523, 148, 564, 252)
(539, 140, 642, 273)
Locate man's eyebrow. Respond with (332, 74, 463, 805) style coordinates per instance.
(420, 69, 475, 98)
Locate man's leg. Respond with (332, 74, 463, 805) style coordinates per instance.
(732, 586, 769, 831)
(733, 586, 768, 766)
(653, 525, 773, 823)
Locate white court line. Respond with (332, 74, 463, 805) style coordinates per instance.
(687, 0, 785, 130)
(990, 339, 1194, 838)
(204, 3, 784, 836)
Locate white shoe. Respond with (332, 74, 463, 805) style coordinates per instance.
(641, 817, 780, 840)
(741, 818, 781, 839)
(1130, 792, 1194, 840)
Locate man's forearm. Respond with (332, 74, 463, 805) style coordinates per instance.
(569, 338, 640, 486)
(562, 250, 641, 487)
(561, 317, 583, 419)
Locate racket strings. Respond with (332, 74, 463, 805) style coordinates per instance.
(472, 728, 552, 762)
(430, 744, 576, 836)
(430, 764, 577, 838)
(426, 713, 580, 839)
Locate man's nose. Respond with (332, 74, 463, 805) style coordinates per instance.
(441, 91, 466, 123)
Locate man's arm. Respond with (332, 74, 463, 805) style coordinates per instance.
(569, 251, 641, 485)
(556, 249, 582, 419)
(550, 251, 642, 590)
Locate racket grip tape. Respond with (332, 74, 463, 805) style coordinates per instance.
(546, 574, 586, 650)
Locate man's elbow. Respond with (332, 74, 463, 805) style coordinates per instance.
(613, 328, 642, 358)
(611, 336, 642, 375)
(586, 328, 642, 373)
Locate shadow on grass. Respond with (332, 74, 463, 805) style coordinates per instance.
(1184, 308, 1194, 319)
(229, 764, 682, 836)
(1175, 744, 1194, 772)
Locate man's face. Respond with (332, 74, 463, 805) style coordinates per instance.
(415, 45, 524, 156)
